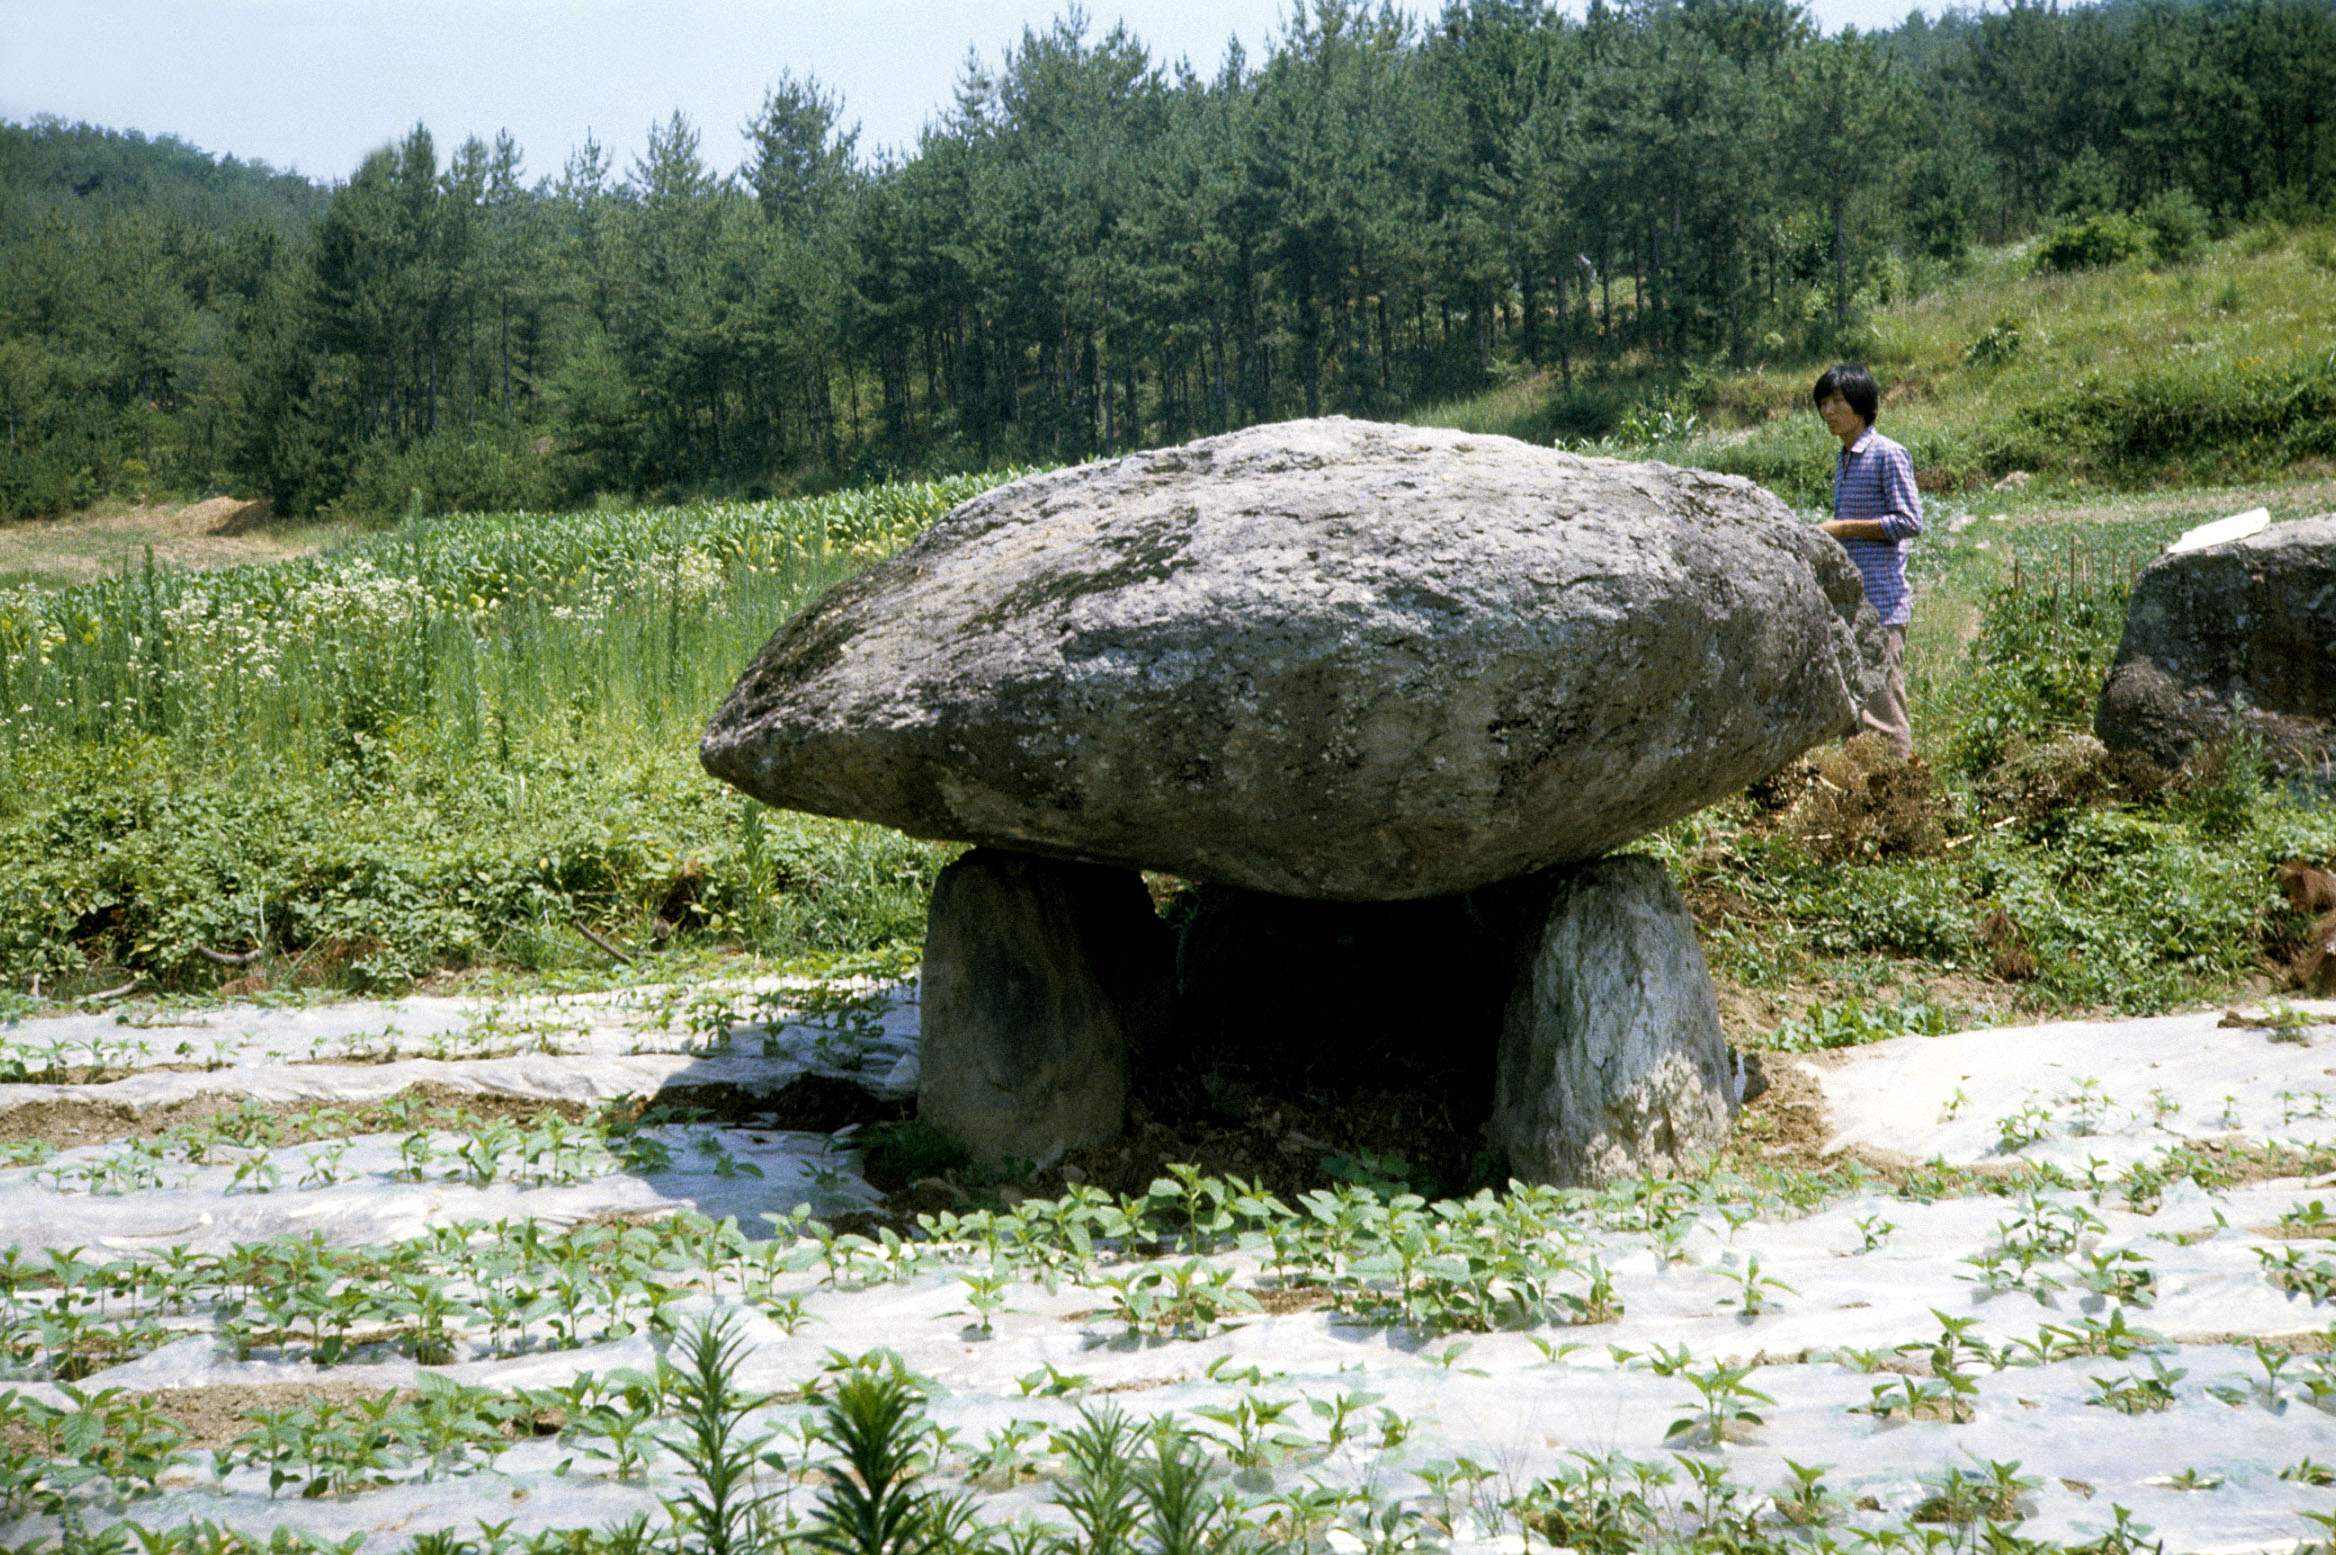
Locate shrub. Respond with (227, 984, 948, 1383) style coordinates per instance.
(1963, 314, 2025, 367)
(2033, 214, 2147, 273)
(1942, 583, 2121, 777)
(858, 1120, 973, 1190)
(1778, 735, 1951, 864)
(2140, 189, 2209, 265)
(335, 432, 568, 520)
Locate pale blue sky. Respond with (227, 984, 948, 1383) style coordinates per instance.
(2, 0, 1937, 186)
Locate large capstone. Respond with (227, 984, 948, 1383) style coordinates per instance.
(2096, 514, 2336, 775)
(702, 416, 1884, 901)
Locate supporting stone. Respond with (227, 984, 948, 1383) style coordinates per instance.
(918, 848, 1172, 1167)
(1490, 856, 1736, 1187)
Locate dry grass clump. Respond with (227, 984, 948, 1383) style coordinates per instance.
(1974, 909, 2040, 982)
(1775, 734, 1952, 863)
(2276, 860, 2336, 997)
(1973, 733, 2174, 829)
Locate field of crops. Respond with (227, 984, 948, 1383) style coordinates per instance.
(6, 977, 2336, 1554)
(0, 477, 1024, 1001)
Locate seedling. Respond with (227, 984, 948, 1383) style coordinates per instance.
(296, 1142, 351, 1190)
(2075, 1247, 2157, 1305)
(2060, 1076, 2114, 1135)
(1851, 1375, 1965, 1425)
(2257, 1245, 2336, 1303)
(1051, 1404, 1144, 1547)
(1995, 1100, 2054, 1152)
(2281, 1456, 2335, 1486)
(944, 1267, 1014, 1337)
(1664, 1361, 1771, 1447)
(1912, 1459, 2038, 1524)
(808, 1365, 948, 1555)
(964, 1421, 1046, 1488)
(1193, 1394, 1307, 1470)
(2088, 1356, 2186, 1413)
(1771, 1459, 1840, 1528)
(1015, 1363, 1089, 1397)
(226, 1150, 280, 1195)
(1715, 1255, 1794, 1316)
(1306, 1388, 1381, 1451)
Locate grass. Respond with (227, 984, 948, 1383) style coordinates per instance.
(1654, 497, 2336, 1021)
(1417, 214, 2336, 505)
(7, 222, 2336, 1555)
(3, 453, 2330, 1030)
(0, 501, 363, 590)
(1415, 220, 2336, 1030)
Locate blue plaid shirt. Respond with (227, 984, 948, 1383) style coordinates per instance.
(1832, 427, 1923, 626)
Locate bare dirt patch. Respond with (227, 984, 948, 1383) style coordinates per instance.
(1726, 1050, 1836, 1169)
(0, 498, 352, 585)
(0, 1073, 908, 1152)
(141, 1382, 424, 1451)
(0, 1084, 592, 1151)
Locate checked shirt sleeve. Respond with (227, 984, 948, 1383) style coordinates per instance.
(1871, 442, 1924, 543)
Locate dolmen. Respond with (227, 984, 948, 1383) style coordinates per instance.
(2096, 513, 2336, 777)
(703, 418, 1886, 1186)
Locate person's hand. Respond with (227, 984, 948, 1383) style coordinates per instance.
(1820, 518, 1890, 541)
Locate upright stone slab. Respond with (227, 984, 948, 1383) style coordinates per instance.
(1491, 856, 1735, 1187)
(919, 848, 1171, 1166)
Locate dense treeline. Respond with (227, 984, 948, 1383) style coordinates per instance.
(4, 0, 2334, 521)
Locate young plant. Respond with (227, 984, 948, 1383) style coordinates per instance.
(1665, 1361, 1772, 1447)
(660, 1312, 780, 1555)
(1194, 1394, 1308, 1474)
(805, 1366, 949, 1555)
(1050, 1404, 1143, 1555)
(944, 1267, 1014, 1338)
(1013, 1362, 1090, 1398)
(1771, 1459, 1840, 1528)
(2088, 1356, 2186, 1414)
(1715, 1255, 1795, 1316)
(562, 1373, 661, 1480)
(1912, 1459, 2038, 1524)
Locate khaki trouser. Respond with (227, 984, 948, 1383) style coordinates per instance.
(1860, 625, 1912, 758)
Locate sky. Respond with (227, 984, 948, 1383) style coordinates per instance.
(1, 0, 1934, 188)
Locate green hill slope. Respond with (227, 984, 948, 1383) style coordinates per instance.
(1419, 218, 2336, 505)
(0, 116, 327, 240)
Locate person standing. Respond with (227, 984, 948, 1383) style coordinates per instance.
(1813, 362, 1922, 757)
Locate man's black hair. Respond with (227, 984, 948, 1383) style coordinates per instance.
(1812, 362, 1879, 427)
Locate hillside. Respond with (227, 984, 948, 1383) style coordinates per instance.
(0, 116, 327, 240)
(1422, 218, 2336, 503)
